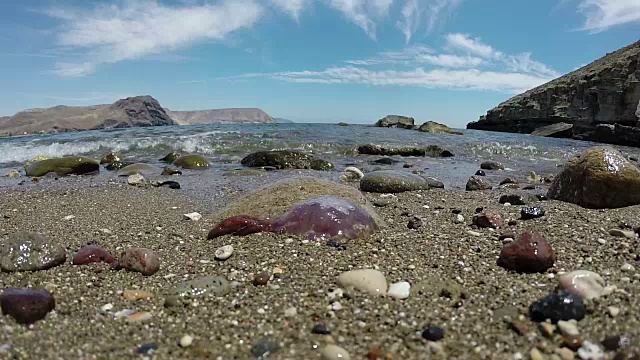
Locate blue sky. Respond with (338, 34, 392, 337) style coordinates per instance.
(0, 0, 638, 127)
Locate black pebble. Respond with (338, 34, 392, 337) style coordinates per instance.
(521, 207, 545, 220)
(326, 240, 346, 250)
(451, 208, 462, 214)
(601, 334, 631, 351)
(158, 181, 180, 189)
(475, 170, 486, 176)
(529, 291, 585, 323)
(311, 323, 331, 335)
(508, 220, 517, 226)
(136, 343, 158, 355)
(407, 216, 423, 229)
(422, 326, 445, 341)
(475, 207, 483, 213)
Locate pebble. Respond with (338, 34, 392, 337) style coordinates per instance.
(539, 322, 556, 337)
(530, 348, 545, 360)
(475, 169, 486, 176)
(72, 245, 116, 265)
(558, 320, 580, 336)
(608, 228, 636, 238)
(0, 232, 66, 272)
(472, 211, 502, 228)
(454, 214, 465, 224)
(607, 306, 620, 317)
(214, 245, 234, 260)
(601, 334, 632, 351)
(320, 345, 351, 360)
(481, 160, 504, 170)
(343, 166, 364, 180)
(113, 309, 136, 319)
(467, 230, 482, 237)
(421, 326, 445, 341)
(253, 272, 270, 286)
(0, 288, 55, 324)
(529, 291, 585, 323)
(387, 281, 411, 299)
(179, 335, 193, 347)
(122, 290, 153, 301)
(284, 307, 297, 317)
(183, 212, 202, 221)
(337, 269, 387, 296)
(100, 303, 114, 312)
(555, 347, 576, 360)
(509, 319, 528, 335)
(497, 232, 555, 273)
(127, 173, 145, 186)
(499, 194, 527, 205)
(466, 176, 492, 191)
(558, 270, 605, 300)
(620, 263, 635, 272)
(166, 276, 230, 305)
(127, 311, 152, 322)
(118, 248, 160, 276)
(577, 341, 604, 360)
(312, 323, 331, 335)
(63, 215, 75, 221)
(407, 216, 423, 229)
(520, 207, 545, 220)
(250, 337, 281, 359)
(136, 343, 158, 355)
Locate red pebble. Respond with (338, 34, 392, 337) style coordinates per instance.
(0, 288, 55, 324)
(119, 248, 160, 276)
(72, 245, 116, 265)
(472, 211, 502, 228)
(497, 232, 555, 273)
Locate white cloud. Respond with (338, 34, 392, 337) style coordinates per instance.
(271, 0, 308, 21)
(577, 0, 640, 32)
(327, 0, 395, 39)
(445, 33, 498, 58)
(50, 62, 96, 77)
(346, 45, 483, 67)
(397, 0, 463, 43)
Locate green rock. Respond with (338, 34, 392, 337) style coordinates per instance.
(310, 159, 335, 171)
(241, 150, 334, 171)
(165, 276, 230, 307)
(161, 167, 182, 176)
(25, 157, 99, 177)
(3, 170, 20, 177)
(548, 146, 640, 208)
(223, 169, 266, 176)
(116, 163, 161, 176)
(24, 155, 50, 168)
(160, 152, 180, 163)
(0, 232, 66, 272)
(337, 122, 349, 126)
(173, 155, 211, 169)
(418, 121, 463, 135)
(357, 144, 454, 157)
(105, 161, 132, 171)
(360, 170, 430, 193)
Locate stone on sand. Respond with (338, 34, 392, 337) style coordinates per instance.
(337, 269, 387, 296)
(0, 232, 66, 272)
(558, 270, 605, 300)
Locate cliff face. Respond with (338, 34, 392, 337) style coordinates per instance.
(468, 40, 640, 146)
(165, 108, 274, 125)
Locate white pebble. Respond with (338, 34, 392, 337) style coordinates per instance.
(127, 173, 145, 186)
(284, 307, 297, 317)
(337, 269, 387, 296)
(454, 214, 465, 224)
(100, 303, 113, 312)
(343, 167, 364, 180)
(558, 270, 605, 300)
(320, 345, 351, 360)
(63, 215, 75, 221)
(179, 335, 193, 347)
(577, 340, 604, 360)
(620, 263, 635, 272)
(467, 231, 481, 237)
(331, 302, 343, 311)
(215, 245, 234, 260)
(607, 306, 620, 317)
(557, 320, 579, 336)
(113, 309, 135, 319)
(183, 212, 202, 221)
(387, 281, 411, 300)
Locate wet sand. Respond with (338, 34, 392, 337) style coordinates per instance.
(0, 175, 638, 359)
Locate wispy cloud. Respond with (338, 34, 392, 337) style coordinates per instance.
(271, 0, 308, 22)
(327, 0, 394, 39)
(346, 45, 483, 68)
(397, 0, 463, 43)
(576, 0, 640, 32)
(0, 53, 57, 59)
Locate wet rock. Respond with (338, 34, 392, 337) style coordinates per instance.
(609, 228, 636, 238)
(388, 281, 411, 299)
(521, 207, 546, 220)
(480, 161, 504, 170)
(337, 269, 387, 296)
(536, 194, 548, 201)
(72, 245, 116, 265)
(500, 177, 518, 185)
(418, 121, 463, 134)
(117, 163, 161, 176)
(375, 115, 414, 128)
(161, 167, 182, 176)
(160, 152, 180, 163)
(548, 146, 640, 208)
(341, 166, 364, 182)
(0, 288, 55, 324)
(24, 155, 50, 168)
(499, 194, 527, 205)
(241, 150, 333, 171)
(422, 326, 445, 341)
(223, 169, 265, 177)
(558, 320, 580, 336)
(127, 173, 145, 186)
(156, 181, 180, 189)
(105, 161, 132, 171)
(25, 157, 99, 177)
(371, 157, 400, 165)
(466, 176, 491, 191)
(173, 155, 211, 169)
(100, 153, 120, 164)
(475, 170, 486, 176)
(407, 216, 423, 229)
(529, 291, 586, 323)
(558, 270, 605, 300)
(311, 323, 331, 335)
(424, 177, 445, 188)
(372, 199, 395, 207)
(320, 345, 351, 360)
(601, 334, 632, 351)
(326, 240, 347, 250)
(0, 232, 66, 272)
(251, 337, 280, 359)
(357, 144, 453, 157)
(509, 319, 529, 335)
(118, 248, 160, 276)
(472, 211, 502, 228)
(360, 170, 430, 193)
(564, 335, 584, 351)
(3, 170, 20, 177)
(497, 232, 555, 273)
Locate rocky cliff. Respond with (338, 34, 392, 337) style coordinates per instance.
(165, 108, 274, 125)
(467, 40, 640, 146)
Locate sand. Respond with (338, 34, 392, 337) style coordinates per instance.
(0, 176, 638, 359)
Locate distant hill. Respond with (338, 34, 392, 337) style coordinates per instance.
(164, 108, 274, 125)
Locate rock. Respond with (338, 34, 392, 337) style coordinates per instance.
(0, 232, 66, 272)
(454, 214, 465, 224)
(160, 152, 180, 163)
(341, 166, 364, 181)
(311, 323, 331, 335)
(360, 170, 431, 193)
(558, 320, 580, 336)
(480, 161, 504, 170)
(607, 306, 620, 317)
(466, 176, 491, 191)
(422, 326, 445, 341)
(499, 194, 527, 205)
(72, 245, 116, 265)
(241, 150, 333, 171)
(609, 229, 636, 238)
(127, 311, 152, 322)
(472, 211, 502, 228)
(418, 121, 463, 134)
(337, 122, 349, 126)
(3, 170, 20, 177)
(407, 216, 423, 229)
(25, 157, 99, 177)
(530, 348, 545, 360)
(320, 345, 351, 360)
(529, 291, 586, 323)
(0, 289, 55, 324)
(539, 323, 556, 338)
(357, 144, 453, 157)
(118, 248, 160, 276)
(100, 153, 120, 164)
(156, 180, 180, 189)
(223, 169, 265, 177)
(24, 155, 50, 168)
(214, 245, 233, 261)
(179, 335, 193, 348)
(521, 207, 546, 220)
(558, 270, 605, 300)
(161, 167, 182, 176)
(371, 157, 400, 165)
(509, 319, 529, 335)
(117, 163, 161, 176)
(388, 281, 411, 299)
(123, 290, 153, 301)
(166, 276, 230, 306)
(183, 212, 202, 221)
(173, 155, 211, 169)
(497, 232, 555, 273)
(424, 177, 445, 188)
(531, 123, 574, 138)
(375, 115, 414, 129)
(136, 343, 158, 355)
(601, 334, 632, 351)
(500, 177, 518, 185)
(475, 170, 486, 176)
(105, 161, 132, 171)
(253, 272, 270, 286)
(250, 337, 281, 359)
(337, 269, 387, 296)
(548, 147, 640, 208)
(127, 173, 145, 186)
(620, 263, 636, 272)
(577, 341, 604, 360)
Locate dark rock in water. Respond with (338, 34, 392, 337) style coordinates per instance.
(499, 177, 517, 185)
(357, 144, 453, 157)
(0, 232, 66, 272)
(497, 232, 555, 273)
(337, 122, 349, 126)
(118, 248, 160, 276)
(499, 194, 527, 205)
(117, 163, 161, 176)
(480, 161, 504, 170)
(360, 170, 430, 193)
(529, 291, 585, 323)
(241, 150, 334, 171)
(208, 196, 379, 241)
(137, 343, 158, 355)
(251, 337, 281, 359)
(475, 170, 486, 176)
(155, 181, 180, 189)
(421, 326, 445, 341)
(548, 146, 640, 208)
(173, 155, 211, 169)
(371, 157, 400, 165)
(418, 121, 463, 135)
(160, 152, 180, 163)
(105, 161, 132, 171)
(375, 115, 414, 129)
(407, 216, 423, 229)
(100, 153, 120, 164)
(466, 176, 491, 191)
(0, 288, 55, 324)
(73, 245, 116, 265)
(472, 212, 502, 228)
(601, 334, 632, 351)
(521, 207, 545, 220)
(530, 122, 574, 138)
(311, 323, 331, 334)
(423, 177, 445, 189)
(25, 157, 99, 177)
(326, 240, 346, 250)
(161, 167, 182, 176)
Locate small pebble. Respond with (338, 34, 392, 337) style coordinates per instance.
(320, 344, 351, 360)
(530, 348, 544, 360)
(215, 245, 234, 260)
(620, 263, 635, 272)
(539, 322, 556, 337)
(0, 288, 55, 324)
(122, 289, 153, 301)
(312, 323, 331, 335)
(454, 214, 465, 224)
(555, 347, 575, 360)
(558, 320, 580, 336)
(253, 272, 270, 286)
(558, 270, 605, 300)
(387, 281, 411, 300)
(283, 307, 297, 317)
(609, 228, 636, 238)
(529, 291, 585, 323)
(520, 207, 545, 220)
(119, 248, 160, 276)
(136, 343, 158, 355)
(183, 212, 202, 221)
(127, 311, 152, 323)
(601, 334, 632, 351)
(421, 326, 445, 341)
(607, 306, 620, 317)
(337, 269, 387, 296)
(577, 340, 604, 360)
(179, 335, 193, 347)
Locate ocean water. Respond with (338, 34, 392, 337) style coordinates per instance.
(0, 123, 635, 191)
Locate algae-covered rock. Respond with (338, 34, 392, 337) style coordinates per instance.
(173, 155, 211, 169)
(117, 163, 162, 176)
(24, 155, 50, 168)
(25, 157, 99, 177)
(360, 170, 430, 193)
(357, 144, 454, 157)
(418, 121, 463, 135)
(241, 150, 334, 171)
(4, 170, 20, 178)
(105, 161, 133, 171)
(160, 152, 180, 163)
(548, 146, 640, 208)
(100, 153, 120, 164)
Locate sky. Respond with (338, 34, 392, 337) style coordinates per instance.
(0, 0, 639, 127)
